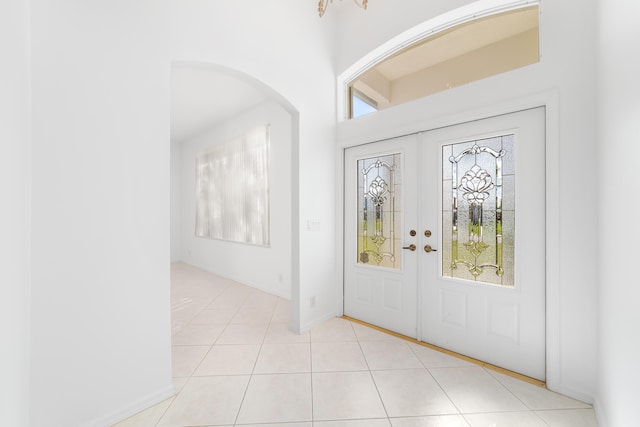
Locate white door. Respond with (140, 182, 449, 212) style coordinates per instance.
(420, 108, 546, 380)
(343, 108, 546, 380)
(344, 135, 419, 338)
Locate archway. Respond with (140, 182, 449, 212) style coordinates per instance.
(169, 61, 301, 334)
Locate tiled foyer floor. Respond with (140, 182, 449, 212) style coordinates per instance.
(115, 262, 598, 427)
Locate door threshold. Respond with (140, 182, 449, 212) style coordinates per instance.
(342, 315, 546, 388)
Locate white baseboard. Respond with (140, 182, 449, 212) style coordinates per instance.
(176, 260, 292, 300)
(545, 381, 595, 406)
(84, 384, 176, 427)
(299, 311, 339, 334)
(592, 396, 607, 427)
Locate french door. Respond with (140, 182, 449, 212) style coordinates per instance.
(344, 135, 420, 338)
(344, 108, 546, 380)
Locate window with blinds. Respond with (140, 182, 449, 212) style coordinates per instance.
(195, 125, 270, 246)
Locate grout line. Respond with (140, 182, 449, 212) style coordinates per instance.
(343, 315, 546, 388)
(232, 312, 267, 426)
(350, 319, 392, 424)
(310, 339, 315, 423)
(309, 318, 316, 423)
(152, 395, 176, 427)
(484, 366, 538, 412)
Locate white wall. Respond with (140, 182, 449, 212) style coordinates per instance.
(29, 1, 174, 425)
(336, 0, 599, 402)
(25, 0, 338, 424)
(178, 100, 293, 298)
(596, 1, 640, 425)
(0, 1, 31, 425)
(167, 0, 338, 332)
(170, 141, 182, 262)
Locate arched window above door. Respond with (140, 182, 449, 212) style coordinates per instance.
(347, 4, 540, 119)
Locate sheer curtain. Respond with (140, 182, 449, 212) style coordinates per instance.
(195, 125, 270, 245)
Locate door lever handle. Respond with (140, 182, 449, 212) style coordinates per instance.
(402, 244, 417, 251)
(424, 245, 437, 253)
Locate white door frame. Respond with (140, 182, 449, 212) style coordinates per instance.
(335, 92, 561, 390)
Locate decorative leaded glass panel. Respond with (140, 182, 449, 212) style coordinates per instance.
(442, 135, 515, 286)
(357, 154, 401, 269)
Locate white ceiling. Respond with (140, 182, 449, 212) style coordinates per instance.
(171, 66, 268, 143)
(171, 7, 538, 140)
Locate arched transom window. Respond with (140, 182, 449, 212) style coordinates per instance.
(348, 5, 540, 119)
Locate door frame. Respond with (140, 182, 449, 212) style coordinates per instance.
(335, 92, 561, 389)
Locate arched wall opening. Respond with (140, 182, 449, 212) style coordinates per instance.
(170, 61, 300, 319)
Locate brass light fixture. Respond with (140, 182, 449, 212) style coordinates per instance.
(318, 0, 368, 17)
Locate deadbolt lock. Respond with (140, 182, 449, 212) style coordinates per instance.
(424, 230, 432, 237)
(409, 230, 416, 236)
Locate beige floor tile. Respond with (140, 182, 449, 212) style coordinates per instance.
(464, 411, 548, 426)
(254, 343, 311, 374)
(372, 369, 457, 417)
(312, 371, 387, 420)
(170, 320, 188, 336)
(244, 290, 280, 307)
(236, 373, 312, 424)
(534, 408, 599, 427)
(209, 292, 249, 309)
(311, 341, 368, 372)
(271, 299, 292, 323)
(171, 345, 209, 377)
(157, 376, 249, 426)
(408, 343, 476, 369)
(315, 420, 392, 427)
(171, 323, 225, 346)
(190, 307, 238, 324)
(238, 423, 311, 427)
(264, 322, 310, 343)
(429, 367, 527, 413)
(162, 263, 596, 427)
(216, 323, 268, 344)
(170, 299, 205, 325)
(488, 371, 592, 410)
(360, 340, 424, 370)
(230, 304, 277, 324)
(390, 415, 470, 427)
(194, 344, 260, 376)
(172, 377, 188, 393)
(310, 317, 357, 342)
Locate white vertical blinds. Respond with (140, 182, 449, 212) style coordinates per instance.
(195, 125, 270, 245)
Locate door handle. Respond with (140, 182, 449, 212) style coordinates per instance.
(402, 244, 417, 251)
(424, 245, 437, 253)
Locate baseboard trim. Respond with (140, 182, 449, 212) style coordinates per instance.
(593, 396, 607, 427)
(299, 311, 338, 334)
(84, 384, 176, 427)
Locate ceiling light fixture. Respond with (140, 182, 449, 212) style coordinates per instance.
(318, 0, 368, 17)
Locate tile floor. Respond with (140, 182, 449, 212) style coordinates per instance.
(115, 263, 599, 427)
